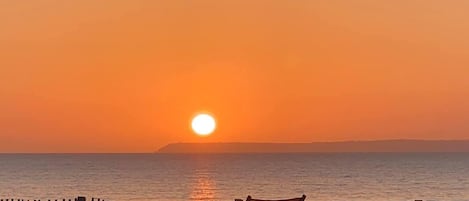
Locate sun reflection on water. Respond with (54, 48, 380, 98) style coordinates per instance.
(189, 169, 217, 201)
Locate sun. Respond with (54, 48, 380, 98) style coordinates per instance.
(191, 114, 216, 136)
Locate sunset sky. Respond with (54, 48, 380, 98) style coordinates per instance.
(1, 1, 469, 152)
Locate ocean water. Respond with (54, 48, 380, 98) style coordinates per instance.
(1, 153, 469, 201)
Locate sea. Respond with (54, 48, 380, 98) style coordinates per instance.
(1, 153, 469, 201)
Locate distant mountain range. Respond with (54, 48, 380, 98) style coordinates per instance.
(157, 140, 469, 153)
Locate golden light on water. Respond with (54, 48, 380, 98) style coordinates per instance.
(190, 170, 217, 201)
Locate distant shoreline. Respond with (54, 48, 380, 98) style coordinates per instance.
(157, 140, 469, 153)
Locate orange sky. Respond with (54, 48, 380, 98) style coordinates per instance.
(1, 1, 469, 152)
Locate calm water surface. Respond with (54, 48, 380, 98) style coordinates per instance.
(1, 153, 469, 201)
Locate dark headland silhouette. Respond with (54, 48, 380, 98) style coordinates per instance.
(158, 140, 469, 153)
